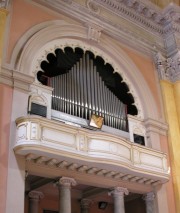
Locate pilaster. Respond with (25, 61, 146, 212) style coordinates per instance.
(154, 50, 180, 212)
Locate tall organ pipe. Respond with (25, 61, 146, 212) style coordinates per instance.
(50, 53, 128, 131)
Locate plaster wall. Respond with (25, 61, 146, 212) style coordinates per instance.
(2, 0, 176, 212)
(0, 84, 13, 213)
(7, 0, 79, 62)
(6, 0, 162, 119)
(5, 89, 29, 213)
(120, 45, 162, 118)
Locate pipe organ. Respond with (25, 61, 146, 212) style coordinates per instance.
(50, 53, 128, 131)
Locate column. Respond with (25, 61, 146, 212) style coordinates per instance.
(58, 177, 77, 213)
(80, 199, 93, 213)
(108, 187, 129, 213)
(28, 191, 44, 213)
(143, 192, 155, 213)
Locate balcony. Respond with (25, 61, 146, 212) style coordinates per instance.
(14, 116, 169, 190)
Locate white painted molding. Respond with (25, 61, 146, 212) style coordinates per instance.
(9, 20, 160, 119)
(0, 67, 34, 92)
(144, 118, 168, 136)
(29, 0, 180, 57)
(14, 116, 169, 185)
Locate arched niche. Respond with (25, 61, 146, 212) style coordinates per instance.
(10, 20, 159, 120)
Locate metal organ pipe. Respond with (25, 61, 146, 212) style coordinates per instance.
(50, 53, 128, 131)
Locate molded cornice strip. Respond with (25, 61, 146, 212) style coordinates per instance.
(30, 0, 180, 56)
(14, 116, 169, 185)
(31, 0, 164, 55)
(0, 68, 34, 92)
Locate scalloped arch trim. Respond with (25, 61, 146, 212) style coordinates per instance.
(11, 20, 159, 119)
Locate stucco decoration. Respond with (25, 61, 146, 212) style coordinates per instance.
(0, 0, 8, 8)
(11, 20, 159, 119)
(154, 51, 180, 81)
(87, 24, 102, 42)
(86, 0, 100, 14)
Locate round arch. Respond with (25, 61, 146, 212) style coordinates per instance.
(10, 20, 158, 120)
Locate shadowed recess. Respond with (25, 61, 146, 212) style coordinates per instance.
(37, 47, 138, 115)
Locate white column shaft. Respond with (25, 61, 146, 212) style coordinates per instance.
(109, 187, 128, 213)
(114, 195, 125, 213)
(59, 186, 71, 213)
(58, 177, 77, 213)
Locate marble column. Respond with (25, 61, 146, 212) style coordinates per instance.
(28, 191, 44, 213)
(80, 199, 93, 213)
(58, 177, 77, 213)
(143, 192, 155, 213)
(108, 187, 129, 213)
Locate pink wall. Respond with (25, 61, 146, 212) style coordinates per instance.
(7, 0, 61, 62)
(0, 84, 13, 213)
(121, 47, 161, 116)
(7, 0, 162, 116)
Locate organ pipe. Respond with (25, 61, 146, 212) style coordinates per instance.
(50, 53, 128, 131)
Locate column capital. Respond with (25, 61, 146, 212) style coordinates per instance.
(143, 192, 155, 201)
(80, 199, 93, 209)
(59, 177, 77, 188)
(154, 51, 180, 82)
(28, 191, 44, 200)
(108, 187, 129, 197)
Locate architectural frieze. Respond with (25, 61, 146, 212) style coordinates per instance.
(30, 0, 180, 56)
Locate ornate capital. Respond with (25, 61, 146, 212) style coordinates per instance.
(0, 0, 8, 8)
(58, 177, 77, 188)
(28, 191, 44, 200)
(108, 187, 129, 197)
(143, 192, 155, 202)
(80, 199, 93, 209)
(154, 51, 180, 82)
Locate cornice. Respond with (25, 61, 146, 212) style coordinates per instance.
(95, 0, 164, 32)
(31, 0, 165, 56)
(0, 67, 34, 92)
(27, 1, 180, 57)
(144, 118, 168, 136)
